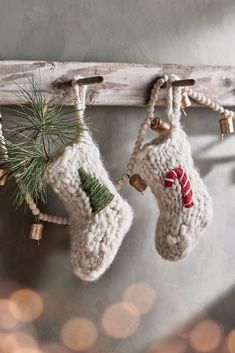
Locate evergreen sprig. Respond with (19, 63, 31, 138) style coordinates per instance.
(0, 78, 85, 206)
(1, 141, 48, 206)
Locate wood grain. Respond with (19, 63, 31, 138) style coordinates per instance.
(0, 61, 234, 106)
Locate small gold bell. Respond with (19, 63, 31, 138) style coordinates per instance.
(129, 174, 147, 192)
(219, 115, 234, 140)
(29, 222, 44, 242)
(181, 92, 191, 109)
(0, 169, 7, 186)
(150, 117, 171, 133)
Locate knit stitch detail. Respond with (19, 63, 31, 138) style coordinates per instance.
(164, 167, 194, 208)
(47, 139, 133, 281)
(78, 167, 114, 214)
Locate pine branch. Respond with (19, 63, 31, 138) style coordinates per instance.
(0, 77, 86, 207)
(0, 141, 48, 206)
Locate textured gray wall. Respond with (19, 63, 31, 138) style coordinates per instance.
(0, 1, 235, 352)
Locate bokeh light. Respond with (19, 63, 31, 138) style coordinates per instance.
(8, 349, 40, 353)
(41, 343, 68, 353)
(226, 329, 235, 353)
(9, 289, 44, 322)
(61, 317, 97, 351)
(122, 282, 156, 315)
(1, 331, 38, 353)
(101, 302, 140, 338)
(0, 299, 18, 330)
(147, 338, 187, 353)
(189, 319, 222, 352)
(0, 332, 8, 351)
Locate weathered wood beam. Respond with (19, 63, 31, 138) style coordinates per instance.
(0, 61, 234, 106)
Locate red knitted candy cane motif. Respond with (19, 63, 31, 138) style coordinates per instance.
(164, 167, 194, 208)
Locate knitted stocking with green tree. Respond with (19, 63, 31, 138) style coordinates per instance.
(47, 84, 133, 281)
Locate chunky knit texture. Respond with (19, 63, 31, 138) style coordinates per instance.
(46, 83, 133, 281)
(135, 76, 213, 261)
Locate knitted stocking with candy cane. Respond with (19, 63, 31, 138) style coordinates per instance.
(134, 75, 212, 261)
(47, 82, 133, 281)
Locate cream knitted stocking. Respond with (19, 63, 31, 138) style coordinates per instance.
(135, 76, 213, 261)
(46, 83, 133, 281)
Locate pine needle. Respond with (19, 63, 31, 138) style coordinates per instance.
(0, 77, 85, 206)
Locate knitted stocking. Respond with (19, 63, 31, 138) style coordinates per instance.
(135, 77, 212, 261)
(47, 83, 133, 281)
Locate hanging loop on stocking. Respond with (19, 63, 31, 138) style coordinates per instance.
(166, 74, 183, 128)
(72, 77, 90, 140)
(127, 75, 169, 192)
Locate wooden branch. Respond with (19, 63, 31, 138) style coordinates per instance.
(0, 61, 235, 106)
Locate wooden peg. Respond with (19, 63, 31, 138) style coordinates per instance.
(54, 76, 104, 90)
(76, 76, 104, 86)
(161, 79, 195, 89)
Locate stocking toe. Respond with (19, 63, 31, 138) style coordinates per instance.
(71, 198, 133, 281)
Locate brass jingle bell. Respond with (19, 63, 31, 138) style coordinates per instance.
(150, 117, 171, 133)
(219, 115, 234, 140)
(181, 91, 191, 109)
(129, 174, 147, 192)
(29, 222, 44, 242)
(0, 169, 7, 186)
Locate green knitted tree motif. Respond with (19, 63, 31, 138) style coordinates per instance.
(78, 167, 114, 215)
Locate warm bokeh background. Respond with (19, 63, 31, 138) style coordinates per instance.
(0, 0, 235, 352)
